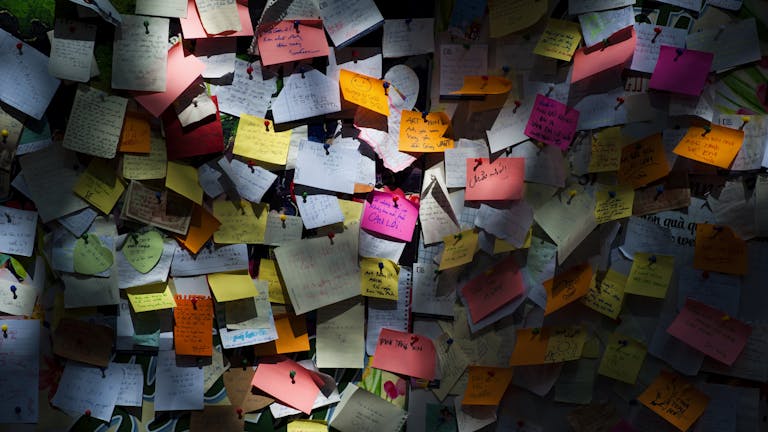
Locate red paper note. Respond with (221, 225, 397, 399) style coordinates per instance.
(372, 328, 436, 380)
(179, 0, 254, 38)
(251, 357, 320, 414)
(465, 157, 524, 201)
(461, 256, 524, 323)
(173, 295, 214, 357)
(257, 20, 330, 66)
(572, 26, 636, 82)
(648, 46, 714, 96)
(135, 43, 206, 118)
(163, 96, 225, 160)
(667, 298, 752, 366)
(360, 190, 419, 242)
(524, 94, 580, 150)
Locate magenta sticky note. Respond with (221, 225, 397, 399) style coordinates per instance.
(524, 94, 580, 150)
(648, 46, 714, 96)
(361, 191, 419, 242)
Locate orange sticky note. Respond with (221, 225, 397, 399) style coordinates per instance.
(398, 110, 454, 152)
(118, 111, 151, 153)
(543, 263, 593, 315)
(693, 224, 748, 275)
(253, 314, 309, 356)
(175, 204, 221, 254)
(451, 76, 512, 95)
(257, 20, 329, 67)
(173, 295, 214, 356)
(572, 26, 636, 82)
(617, 134, 670, 189)
(462, 366, 514, 406)
(672, 124, 744, 169)
(637, 370, 709, 431)
(371, 328, 437, 380)
(509, 327, 549, 366)
(339, 69, 390, 116)
(509, 326, 588, 365)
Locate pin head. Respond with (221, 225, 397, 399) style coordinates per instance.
(1, 324, 7, 332)
(1, 129, 8, 138)
(654, 27, 662, 34)
(280, 214, 287, 222)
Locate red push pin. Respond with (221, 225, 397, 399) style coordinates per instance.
(652, 27, 662, 43)
(84, 409, 91, 417)
(487, 370, 495, 378)
(352, 50, 358, 63)
(236, 407, 243, 419)
(480, 75, 488, 88)
(513, 100, 521, 113)
(392, 195, 399, 208)
(15, 42, 22, 55)
(614, 97, 625, 110)
(191, 298, 197, 310)
(328, 232, 335, 245)
(264, 120, 270, 132)
(69, 25, 77, 33)
(246, 65, 254, 80)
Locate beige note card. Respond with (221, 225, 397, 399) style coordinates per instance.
(316, 298, 365, 369)
(62, 85, 127, 159)
(123, 135, 167, 180)
(330, 384, 407, 432)
(195, 0, 242, 35)
(213, 199, 268, 244)
(233, 114, 292, 166)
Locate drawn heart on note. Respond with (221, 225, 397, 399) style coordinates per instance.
(122, 230, 163, 274)
(73, 234, 113, 275)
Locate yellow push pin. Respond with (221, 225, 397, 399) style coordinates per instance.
(740, 116, 750, 130)
(1, 129, 8, 144)
(1, 324, 7, 338)
(567, 189, 577, 204)
(280, 213, 287, 228)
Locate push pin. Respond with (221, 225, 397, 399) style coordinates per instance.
(566, 189, 577, 204)
(740, 116, 750, 130)
(701, 125, 711, 136)
(155, 191, 162, 204)
(433, 269, 441, 281)
(608, 190, 616, 199)
(531, 327, 540, 335)
(721, 314, 731, 321)
(1, 324, 7, 338)
(487, 370, 495, 378)
(648, 255, 657, 266)
(236, 407, 243, 419)
(1, 129, 8, 144)
(247, 160, 255, 173)
(10, 285, 16, 299)
(323, 143, 330, 155)
(453, 232, 462, 244)
(512, 100, 521, 113)
(480, 75, 489, 89)
(378, 261, 384, 274)
(14, 406, 21, 415)
(280, 213, 287, 228)
(654, 185, 664, 200)
(191, 298, 198, 310)
(84, 409, 91, 417)
(618, 339, 628, 348)
(192, 99, 198, 108)
(392, 195, 399, 208)
(293, 20, 300, 33)
(383, 81, 390, 96)
(352, 50, 358, 63)
(473, 158, 482, 171)
(301, 192, 307, 203)
(601, 38, 610, 51)
(614, 97, 625, 110)
(4, 212, 10, 223)
(15, 42, 22, 55)
(674, 48, 684, 61)
(502, 65, 510, 75)
(714, 24, 726, 40)
(264, 120, 270, 132)
(328, 232, 335, 245)
(445, 338, 453, 353)
(421, 111, 428, 122)
(651, 27, 662, 43)
(289, 370, 296, 383)
(545, 85, 554, 97)
(246, 65, 254, 80)
(81, 233, 89, 244)
(405, 18, 412, 29)
(143, 20, 150, 34)
(410, 335, 419, 345)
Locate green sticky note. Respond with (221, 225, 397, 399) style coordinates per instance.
(73, 234, 113, 275)
(122, 230, 164, 274)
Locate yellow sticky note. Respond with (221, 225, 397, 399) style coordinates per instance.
(451, 76, 513, 95)
(581, 270, 626, 319)
(166, 161, 203, 204)
(533, 19, 583, 61)
(287, 420, 327, 432)
(594, 185, 634, 224)
(123, 135, 167, 180)
(625, 253, 675, 298)
(439, 229, 479, 270)
(544, 326, 587, 363)
(207, 272, 260, 302)
(693, 224, 748, 275)
(488, 0, 547, 38)
(398, 110, 454, 153)
(360, 257, 399, 300)
(73, 159, 126, 214)
(462, 366, 514, 406)
(338, 198, 364, 226)
(638, 371, 710, 431)
(588, 127, 624, 173)
(259, 258, 289, 304)
(233, 114, 292, 165)
(493, 228, 532, 253)
(598, 333, 646, 384)
(617, 134, 670, 189)
(339, 69, 389, 116)
(126, 283, 176, 313)
(673, 124, 744, 169)
(213, 199, 268, 244)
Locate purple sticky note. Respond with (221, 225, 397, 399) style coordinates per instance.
(648, 45, 714, 96)
(524, 94, 580, 150)
(361, 191, 419, 242)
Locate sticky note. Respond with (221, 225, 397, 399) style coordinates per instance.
(123, 135, 167, 180)
(257, 20, 329, 67)
(73, 158, 126, 214)
(250, 359, 320, 414)
(588, 127, 625, 173)
(598, 333, 646, 384)
(543, 263, 593, 316)
(213, 200, 268, 244)
(524, 94, 580, 150)
(450, 76, 512, 95)
(118, 111, 151, 153)
(259, 258, 289, 304)
(571, 27, 636, 82)
(122, 230, 164, 274)
(667, 298, 752, 366)
(361, 257, 399, 300)
(254, 314, 310, 355)
(638, 371, 709, 431)
(360, 190, 419, 242)
(166, 161, 203, 204)
(493, 228, 532, 254)
(175, 204, 221, 254)
(460, 255, 524, 323)
(233, 114, 292, 165)
(581, 270, 626, 319)
(593, 185, 634, 224)
(174, 295, 214, 356)
(509, 326, 587, 366)
(534, 19, 583, 61)
(672, 124, 744, 169)
(462, 366, 514, 406)
(617, 134, 670, 188)
(207, 271, 259, 302)
(649, 46, 714, 96)
(439, 229, 479, 270)
(465, 157, 525, 201)
(488, 0, 546, 38)
(371, 328, 436, 380)
(398, 110, 454, 152)
(339, 69, 390, 116)
(126, 283, 177, 313)
(624, 253, 674, 298)
(693, 224, 748, 275)
(73, 234, 113, 275)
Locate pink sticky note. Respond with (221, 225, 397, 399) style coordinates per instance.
(461, 256, 524, 323)
(360, 190, 419, 242)
(465, 157, 524, 201)
(134, 44, 206, 118)
(667, 298, 752, 366)
(257, 20, 330, 66)
(372, 328, 436, 380)
(572, 26, 636, 82)
(648, 46, 714, 96)
(251, 358, 320, 414)
(179, 0, 254, 38)
(524, 94, 580, 150)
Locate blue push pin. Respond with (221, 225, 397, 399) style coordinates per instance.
(382, 81, 390, 96)
(378, 262, 384, 274)
(674, 48, 684, 61)
(323, 143, 330, 155)
(608, 191, 616, 199)
(502, 65, 510, 75)
(293, 20, 300, 33)
(10, 285, 16, 300)
(421, 111, 428, 122)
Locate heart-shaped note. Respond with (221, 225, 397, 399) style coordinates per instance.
(122, 230, 164, 274)
(73, 234, 114, 275)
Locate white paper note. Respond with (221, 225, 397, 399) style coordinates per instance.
(112, 15, 170, 91)
(0, 319, 39, 423)
(272, 69, 342, 124)
(382, 19, 435, 58)
(215, 59, 276, 119)
(51, 361, 122, 422)
(48, 19, 97, 82)
(62, 85, 127, 158)
(319, 0, 384, 47)
(155, 350, 204, 411)
(294, 139, 358, 194)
